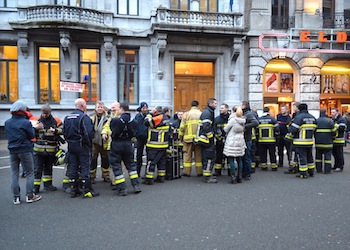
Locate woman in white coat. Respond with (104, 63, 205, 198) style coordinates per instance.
(223, 106, 246, 184)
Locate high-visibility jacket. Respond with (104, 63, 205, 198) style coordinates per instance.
(144, 113, 170, 149)
(257, 113, 279, 144)
(332, 114, 347, 146)
(33, 115, 63, 154)
(101, 111, 119, 150)
(194, 105, 215, 146)
(179, 107, 202, 143)
(315, 115, 336, 148)
(288, 110, 317, 147)
(214, 112, 229, 141)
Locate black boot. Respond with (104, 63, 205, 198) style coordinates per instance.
(308, 169, 314, 177)
(214, 169, 222, 176)
(229, 173, 237, 184)
(44, 180, 57, 191)
(82, 179, 99, 198)
(70, 179, 81, 198)
(142, 178, 153, 185)
(154, 176, 165, 183)
(237, 168, 242, 183)
(34, 185, 40, 194)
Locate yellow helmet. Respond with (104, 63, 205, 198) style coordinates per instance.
(54, 149, 66, 166)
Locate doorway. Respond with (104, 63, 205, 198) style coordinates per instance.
(174, 61, 215, 112)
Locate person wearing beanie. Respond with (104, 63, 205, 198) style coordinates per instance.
(134, 101, 149, 177)
(5, 100, 42, 204)
(32, 104, 63, 193)
(288, 103, 317, 179)
(315, 109, 335, 174)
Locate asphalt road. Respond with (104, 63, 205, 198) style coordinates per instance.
(0, 142, 350, 250)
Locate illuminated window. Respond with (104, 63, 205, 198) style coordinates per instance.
(80, 49, 100, 103)
(117, 0, 138, 15)
(0, 46, 18, 103)
(171, 0, 217, 12)
(118, 49, 138, 104)
(38, 47, 60, 103)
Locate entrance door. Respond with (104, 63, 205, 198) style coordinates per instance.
(174, 76, 214, 112)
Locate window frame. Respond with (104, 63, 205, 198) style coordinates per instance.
(171, 0, 218, 12)
(37, 47, 61, 104)
(79, 48, 100, 104)
(117, 0, 139, 16)
(271, 0, 290, 29)
(117, 49, 139, 105)
(0, 45, 18, 103)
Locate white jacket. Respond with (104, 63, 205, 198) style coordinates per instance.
(223, 113, 246, 157)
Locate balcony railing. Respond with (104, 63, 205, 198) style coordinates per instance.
(16, 5, 113, 27)
(323, 12, 350, 29)
(271, 16, 295, 30)
(156, 8, 244, 29)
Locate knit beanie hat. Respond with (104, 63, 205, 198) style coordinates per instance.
(10, 100, 27, 112)
(140, 102, 148, 108)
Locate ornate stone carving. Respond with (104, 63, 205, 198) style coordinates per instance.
(104, 36, 113, 62)
(59, 31, 72, 79)
(18, 32, 28, 59)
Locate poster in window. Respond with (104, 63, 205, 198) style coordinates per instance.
(335, 74, 349, 94)
(265, 72, 278, 93)
(280, 73, 293, 93)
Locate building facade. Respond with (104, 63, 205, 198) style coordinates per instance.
(0, 0, 349, 136)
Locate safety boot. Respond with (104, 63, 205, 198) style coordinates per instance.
(202, 176, 217, 183)
(133, 184, 142, 194)
(284, 166, 297, 174)
(116, 189, 128, 196)
(296, 172, 308, 179)
(44, 181, 57, 191)
(308, 169, 314, 177)
(154, 176, 165, 183)
(214, 169, 222, 176)
(70, 179, 81, 198)
(82, 179, 99, 198)
(142, 178, 154, 185)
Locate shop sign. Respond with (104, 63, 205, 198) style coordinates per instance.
(60, 81, 83, 92)
(300, 31, 347, 43)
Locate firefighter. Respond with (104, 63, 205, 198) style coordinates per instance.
(194, 98, 218, 183)
(213, 103, 229, 176)
(109, 102, 141, 196)
(315, 109, 336, 174)
(170, 110, 184, 173)
(33, 104, 63, 193)
(288, 103, 316, 179)
(63, 98, 99, 198)
(276, 105, 292, 168)
(179, 101, 202, 177)
(143, 106, 170, 185)
(257, 107, 279, 171)
(330, 107, 347, 172)
(90, 101, 110, 183)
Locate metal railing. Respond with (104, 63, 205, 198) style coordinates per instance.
(271, 15, 295, 30)
(322, 12, 350, 29)
(156, 8, 244, 28)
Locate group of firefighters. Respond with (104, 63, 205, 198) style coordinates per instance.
(10, 97, 349, 201)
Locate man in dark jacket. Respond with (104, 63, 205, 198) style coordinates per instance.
(213, 103, 229, 176)
(331, 107, 347, 172)
(315, 109, 335, 174)
(5, 100, 42, 204)
(63, 98, 98, 198)
(241, 101, 259, 180)
(276, 105, 292, 168)
(195, 98, 218, 183)
(134, 102, 149, 176)
(288, 103, 316, 179)
(109, 102, 141, 196)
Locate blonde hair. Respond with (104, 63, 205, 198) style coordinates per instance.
(234, 106, 243, 117)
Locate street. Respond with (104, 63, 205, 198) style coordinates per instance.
(0, 141, 350, 250)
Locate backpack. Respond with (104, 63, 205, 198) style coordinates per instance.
(119, 117, 133, 140)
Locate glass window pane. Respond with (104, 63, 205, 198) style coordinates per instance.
(200, 0, 207, 12)
(129, 65, 138, 104)
(80, 49, 99, 62)
(1, 46, 17, 59)
(51, 63, 60, 102)
(129, 0, 138, 15)
(171, 0, 179, 9)
(80, 64, 90, 102)
(180, 0, 188, 10)
(209, 0, 217, 12)
(9, 61, 18, 102)
(125, 50, 136, 63)
(91, 64, 99, 102)
(39, 63, 49, 103)
(118, 64, 126, 101)
(118, 0, 127, 14)
(0, 61, 7, 102)
(39, 47, 59, 60)
(6, 0, 16, 8)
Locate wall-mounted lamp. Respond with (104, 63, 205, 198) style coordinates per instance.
(310, 73, 317, 84)
(229, 73, 235, 81)
(256, 72, 261, 83)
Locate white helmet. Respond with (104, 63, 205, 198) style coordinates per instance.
(54, 149, 66, 166)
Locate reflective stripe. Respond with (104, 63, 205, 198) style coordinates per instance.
(146, 174, 154, 179)
(183, 162, 192, 168)
(315, 159, 322, 163)
(315, 144, 333, 148)
(214, 164, 222, 170)
(195, 162, 202, 167)
(129, 174, 138, 179)
(34, 181, 41, 185)
(115, 178, 126, 184)
(202, 119, 212, 124)
(291, 123, 300, 129)
(158, 171, 166, 177)
(324, 160, 332, 164)
(42, 177, 52, 182)
(62, 179, 69, 183)
(316, 129, 333, 132)
(299, 166, 308, 171)
(203, 171, 211, 177)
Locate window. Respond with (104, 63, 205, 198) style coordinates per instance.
(271, 0, 289, 29)
(80, 49, 100, 103)
(118, 49, 138, 104)
(117, 0, 138, 15)
(54, 0, 82, 7)
(38, 47, 60, 103)
(323, 0, 335, 28)
(0, 0, 16, 7)
(0, 46, 18, 103)
(171, 0, 217, 12)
